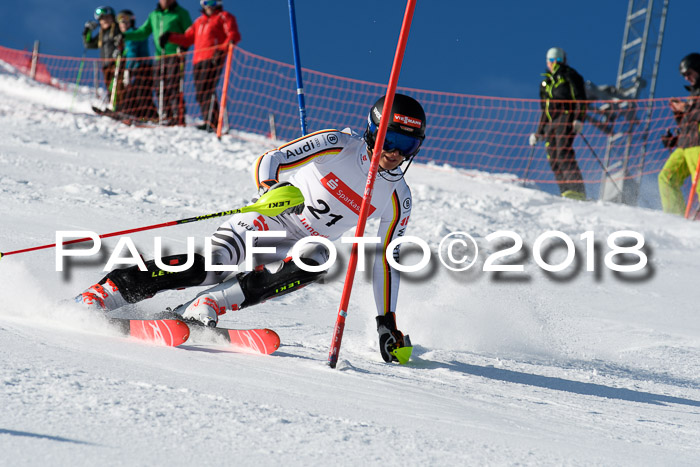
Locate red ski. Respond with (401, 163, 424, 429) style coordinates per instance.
(109, 318, 190, 347)
(189, 326, 281, 355)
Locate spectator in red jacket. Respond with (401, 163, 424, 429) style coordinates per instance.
(163, 0, 241, 131)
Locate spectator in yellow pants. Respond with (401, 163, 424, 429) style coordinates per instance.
(658, 53, 700, 215)
(659, 147, 700, 215)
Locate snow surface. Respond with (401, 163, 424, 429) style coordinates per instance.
(1, 63, 700, 466)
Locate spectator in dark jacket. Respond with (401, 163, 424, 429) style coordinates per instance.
(658, 53, 700, 215)
(83, 6, 123, 93)
(164, 0, 241, 132)
(528, 47, 588, 200)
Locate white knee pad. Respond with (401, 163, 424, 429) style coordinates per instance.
(296, 242, 330, 266)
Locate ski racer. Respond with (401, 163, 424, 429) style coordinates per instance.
(658, 53, 700, 215)
(162, 0, 241, 131)
(528, 47, 588, 200)
(75, 94, 426, 363)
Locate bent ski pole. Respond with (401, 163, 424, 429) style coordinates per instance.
(579, 133, 622, 194)
(0, 185, 304, 261)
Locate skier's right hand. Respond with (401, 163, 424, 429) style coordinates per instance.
(255, 180, 305, 216)
(528, 133, 540, 147)
(83, 21, 98, 36)
(661, 129, 677, 149)
(376, 313, 406, 363)
(159, 32, 171, 50)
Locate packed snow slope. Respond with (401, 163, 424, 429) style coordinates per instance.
(1, 64, 700, 466)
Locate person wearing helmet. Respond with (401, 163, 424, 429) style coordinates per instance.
(528, 47, 587, 200)
(74, 94, 424, 364)
(83, 6, 123, 96)
(120, 0, 192, 125)
(115, 10, 158, 122)
(658, 53, 700, 215)
(161, 0, 241, 132)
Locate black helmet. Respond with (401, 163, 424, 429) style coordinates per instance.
(94, 6, 115, 20)
(364, 93, 426, 158)
(116, 9, 135, 27)
(679, 53, 700, 75)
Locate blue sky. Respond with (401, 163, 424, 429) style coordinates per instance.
(2, 1, 699, 99)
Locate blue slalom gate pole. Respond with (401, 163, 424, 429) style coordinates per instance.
(288, 0, 308, 135)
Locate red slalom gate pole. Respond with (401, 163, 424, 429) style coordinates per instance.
(216, 42, 234, 140)
(684, 154, 700, 219)
(328, 0, 417, 369)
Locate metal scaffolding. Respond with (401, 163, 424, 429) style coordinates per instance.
(587, 0, 669, 204)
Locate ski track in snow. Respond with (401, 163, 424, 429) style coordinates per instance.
(1, 64, 700, 466)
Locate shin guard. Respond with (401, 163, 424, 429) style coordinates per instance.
(106, 253, 207, 303)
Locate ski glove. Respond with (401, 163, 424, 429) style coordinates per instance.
(661, 129, 678, 149)
(84, 21, 98, 31)
(376, 313, 405, 363)
(255, 180, 305, 216)
(528, 133, 540, 147)
(572, 120, 583, 134)
(159, 32, 171, 50)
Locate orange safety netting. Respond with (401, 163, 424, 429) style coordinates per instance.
(0, 44, 696, 206)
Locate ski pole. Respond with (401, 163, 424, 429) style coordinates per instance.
(579, 132, 622, 194)
(110, 55, 122, 111)
(177, 47, 185, 126)
(206, 93, 215, 130)
(0, 185, 304, 262)
(523, 145, 536, 181)
(70, 47, 87, 112)
(158, 55, 165, 125)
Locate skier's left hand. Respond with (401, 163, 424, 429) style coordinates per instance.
(572, 120, 583, 134)
(376, 313, 406, 363)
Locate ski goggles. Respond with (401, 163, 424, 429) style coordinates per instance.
(200, 0, 222, 7)
(117, 13, 133, 24)
(547, 57, 563, 63)
(368, 121, 422, 158)
(94, 6, 115, 20)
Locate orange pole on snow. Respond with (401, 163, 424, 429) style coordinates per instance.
(684, 154, 700, 219)
(216, 43, 234, 139)
(327, 0, 417, 368)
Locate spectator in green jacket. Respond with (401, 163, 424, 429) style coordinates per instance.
(121, 0, 192, 125)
